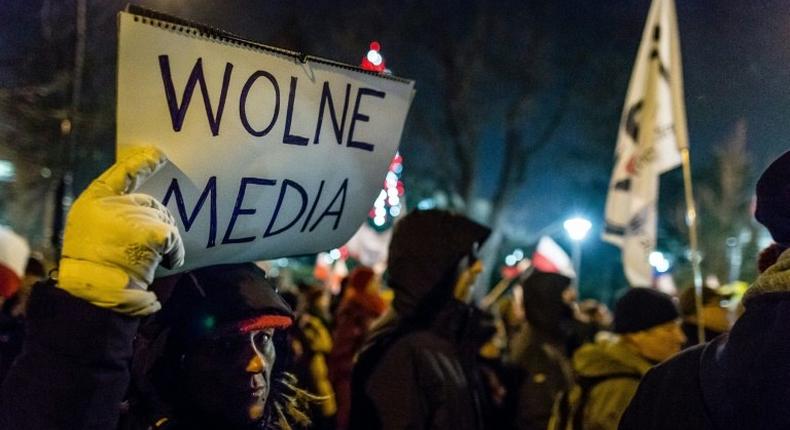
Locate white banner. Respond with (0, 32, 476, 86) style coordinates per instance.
(116, 11, 415, 274)
(602, 0, 687, 287)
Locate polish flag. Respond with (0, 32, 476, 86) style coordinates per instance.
(0, 226, 30, 298)
(531, 236, 576, 279)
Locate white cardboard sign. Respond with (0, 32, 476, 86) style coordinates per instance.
(116, 11, 415, 274)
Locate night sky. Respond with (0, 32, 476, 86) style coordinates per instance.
(119, 0, 790, 213)
(1, 0, 788, 297)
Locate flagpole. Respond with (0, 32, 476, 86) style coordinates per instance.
(666, 0, 705, 345)
(680, 148, 705, 344)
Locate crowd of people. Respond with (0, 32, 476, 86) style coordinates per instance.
(0, 146, 786, 429)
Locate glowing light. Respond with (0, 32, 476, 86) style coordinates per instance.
(649, 251, 671, 273)
(367, 49, 383, 66)
(0, 160, 15, 182)
(388, 196, 400, 206)
(513, 249, 524, 260)
(505, 255, 518, 266)
(417, 198, 436, 210)
(202, 315, 216, 330)
(564, 217, 592, 241)
(373, 216, 385, 226)
(386, 172, 398, 186)
(375, 207, 386, 217)
(389, 206, 401, 217)
(329, 248, 342, 260)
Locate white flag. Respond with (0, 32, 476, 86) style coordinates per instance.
(603, 0, 688, 287)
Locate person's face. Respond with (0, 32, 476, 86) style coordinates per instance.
(628, 319, 686, 362)
(182, 327, 277, 426)
(453, 259, 484, 303)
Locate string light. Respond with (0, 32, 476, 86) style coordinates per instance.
(368, 152, 405, 231)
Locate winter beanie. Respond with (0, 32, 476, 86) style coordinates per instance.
(755, 150, 790, 246)
(614, 287, 679, 334)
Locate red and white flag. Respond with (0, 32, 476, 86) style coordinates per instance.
(532, 236, 576, 279)
(0, 225, 30, 298)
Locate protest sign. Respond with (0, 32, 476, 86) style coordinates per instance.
(116, 8, 415, 274)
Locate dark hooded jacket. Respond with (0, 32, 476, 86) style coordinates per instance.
(0, 263, 295, 430)
(506, 271, 576, 430)
(619, 250, 790, 430)
(349, 210, 491, 430)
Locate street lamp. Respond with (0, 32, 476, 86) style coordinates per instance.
(563, 217, 592, 288)
(649, 251, 671, 273)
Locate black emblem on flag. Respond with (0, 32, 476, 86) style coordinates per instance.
(614, 179, 632, 191)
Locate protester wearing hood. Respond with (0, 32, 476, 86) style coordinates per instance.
(0, 149, 311, 430)
(550, 287, 684, 430)
(506, 270, 578, 430)
(349, 209, 491, 430)
(619, 151, 790, 430)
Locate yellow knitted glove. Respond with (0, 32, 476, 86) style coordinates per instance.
(58, 147, 184, 316)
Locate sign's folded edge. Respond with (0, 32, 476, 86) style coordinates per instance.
(124, 4, 416, 86)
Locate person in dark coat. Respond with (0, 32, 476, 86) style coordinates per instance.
(123, 263, 309, 430)
(619, 150, 790, 430)
(349, 209, 491, 430)
(0, 256, 46, 384)
(0, 148, 311, 430)
(506, 270, 578, 430)
(329, 266, 387, 430)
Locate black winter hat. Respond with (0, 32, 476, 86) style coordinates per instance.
(132, 263, 294, 427)
(149, 263, 293, 341)
(755, 150, 790, 246)
(613, 287, 678, 334)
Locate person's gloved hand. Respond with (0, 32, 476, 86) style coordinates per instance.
(58, 147, 185, 316)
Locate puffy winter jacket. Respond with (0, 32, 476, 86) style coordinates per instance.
(549, 336, 650, 430)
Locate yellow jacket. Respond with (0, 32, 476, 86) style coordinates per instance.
(549, 335, 652, 430)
